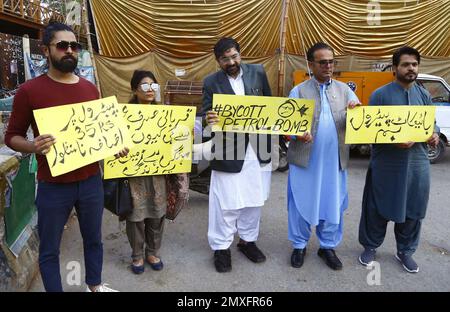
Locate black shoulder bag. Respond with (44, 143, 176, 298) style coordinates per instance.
(103, 178, 133, 221)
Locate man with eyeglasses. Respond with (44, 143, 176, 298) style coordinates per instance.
(286, 42, 360, 271)
(358, 46, 439, 273)
(202, 37, 272, 273)
(5, 22, 126, 292)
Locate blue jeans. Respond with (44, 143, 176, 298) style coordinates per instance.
(36, 173, 104, 292)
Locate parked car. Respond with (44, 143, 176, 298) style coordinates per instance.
(420, 74, 450, 163)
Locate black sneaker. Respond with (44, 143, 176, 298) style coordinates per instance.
(395, 253, 419, 273)
(291, 248, 306, 268)
(214, 249, 232, 273)
(359, 248, 376, 266)
(317, 248, 343, 270)
(237, 242, 266, 263)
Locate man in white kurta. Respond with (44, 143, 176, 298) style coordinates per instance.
(202, 37, 273, 272)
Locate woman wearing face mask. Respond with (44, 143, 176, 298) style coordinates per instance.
(125, 70, 189, 274)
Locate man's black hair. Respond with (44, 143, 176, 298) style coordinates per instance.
(42, 21, 75, 46)
(306, 42, 334, 62)
(392, 46, 421, 66)
(213, 37, 240, 59)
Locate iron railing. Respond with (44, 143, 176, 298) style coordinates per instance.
(0, 0, 64, 25)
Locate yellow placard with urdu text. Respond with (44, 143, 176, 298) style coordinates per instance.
(346, 105, 436, 144)
(212, 94, 314, 135)
(103, 104, 196, 179)
(33, 96, 132, 177)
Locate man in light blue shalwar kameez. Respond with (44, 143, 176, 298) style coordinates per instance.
(286, 42, 359, 270)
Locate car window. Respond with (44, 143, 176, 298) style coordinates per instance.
(418, 80, 450, 105)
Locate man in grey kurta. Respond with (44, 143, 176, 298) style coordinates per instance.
(358, 46, 440, 273)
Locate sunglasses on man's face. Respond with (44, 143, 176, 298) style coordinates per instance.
(49, 41, 83, 52)
(139, 82, 159, 92)
(312, 59, 338, 67)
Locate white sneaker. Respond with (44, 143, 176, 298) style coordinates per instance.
(86, 283, 119, 292)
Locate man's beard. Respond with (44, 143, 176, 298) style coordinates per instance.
(49, 54, 78, 73)
(225, 63, 240, 76)
(397, 71, 417, 84)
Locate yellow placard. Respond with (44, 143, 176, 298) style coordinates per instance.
(33, 96, 132, 177)
(212, 94, 314, 135)
(346, 105, 436, 144)
(103, 104, 196, 179)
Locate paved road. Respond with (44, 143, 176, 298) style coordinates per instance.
(30, 152, 450, 292)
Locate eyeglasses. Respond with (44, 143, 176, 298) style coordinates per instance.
(139, 82, 159, 92)
(312, 59, 337, 67)
(49, 41, 82, 52)
(219, 53, 240, 64)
